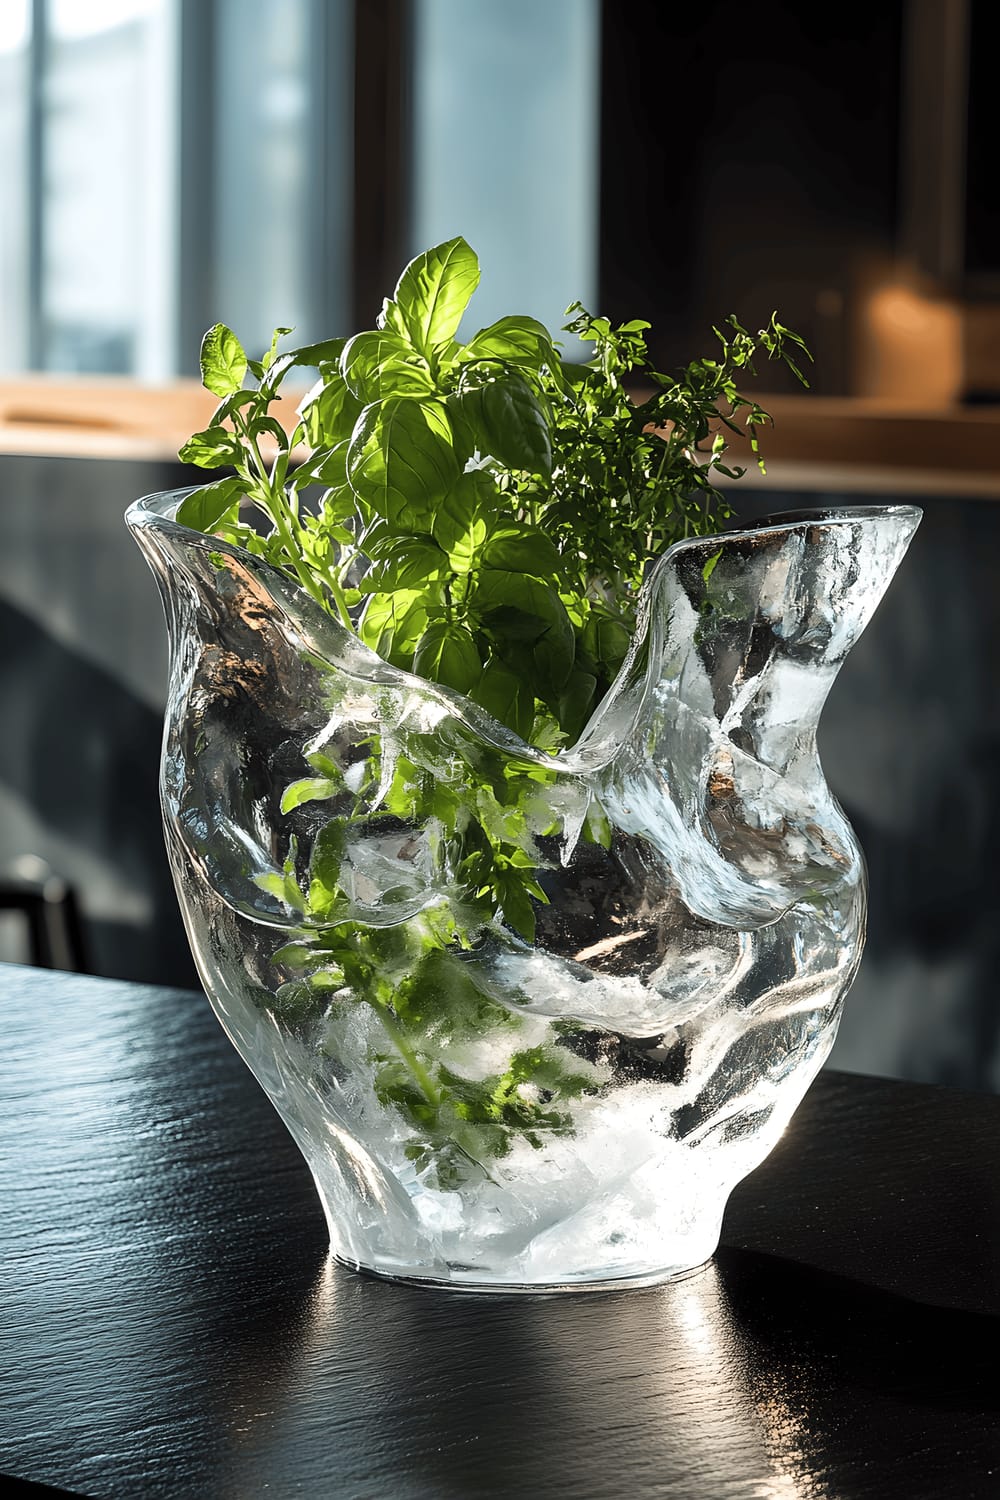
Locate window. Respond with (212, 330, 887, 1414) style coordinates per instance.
(3, 0, 598, 378)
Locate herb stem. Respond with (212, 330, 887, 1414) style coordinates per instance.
(370, 997, 441, 1109)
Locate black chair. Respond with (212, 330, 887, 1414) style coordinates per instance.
(0, 858, 89, 973)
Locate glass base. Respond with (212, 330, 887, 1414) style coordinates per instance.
(334, 1252, 713, 1295)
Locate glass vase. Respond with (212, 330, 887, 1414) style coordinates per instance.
(127, 492, 920, 1291)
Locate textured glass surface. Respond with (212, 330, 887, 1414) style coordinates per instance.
(127, 493, 920, 1290)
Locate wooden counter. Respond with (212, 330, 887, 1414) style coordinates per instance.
(3, 378, 1000, 497)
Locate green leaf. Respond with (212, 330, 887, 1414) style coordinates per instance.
(176, 476, 247, 532)
(284, 337, 347, 369)
(290, 440, 350, 490)
(494, 866, 537, 941)
(356, 537, 448, 594)
(582, 799, 613, 848)
(347, 397, 460, 529)
(210, 389, 258, 424)
(272, 941, 317, 968)
(481, 523, 561, 577)
(452, 372, 552, 476)
(470, 659, 535, 741)
(262, 325, 293, 370)
(475, 570, 575, 700)
(299, 370, 364, 448)
(261, 337, 346, 393)
(412, 621, 482, 693)
(387, 236, 480, 354)
(474, 570, 573, 641)
(556, 667, 597, 743)
(272, 980, 316, 1020)
(358, 588, 430, 667)
(431, 471, 499, 572)
(306, 819, 351, 918)
(178, 424, 244, 469)
(200, 324, 247, 397)
(501, 1044, 600, 1100)
(280, 777, 340, 813)
(254, 868, 306, 914)
(580, 608, 632, 680)
(341, 330, 435, 401)
(394, 947, 512, 1043)
(461, 315, 555, 366)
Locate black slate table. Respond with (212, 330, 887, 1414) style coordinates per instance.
(1, 962, 997, 1499)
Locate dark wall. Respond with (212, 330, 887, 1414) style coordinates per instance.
(0, 453, 199, 990)
(599, 0, 904, 393)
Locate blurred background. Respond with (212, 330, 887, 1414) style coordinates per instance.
(1, 0, 998, 1090)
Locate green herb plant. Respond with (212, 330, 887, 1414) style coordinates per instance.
(179, 237, 809, 1187)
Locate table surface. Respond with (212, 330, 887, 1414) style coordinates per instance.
(1, 963, 997, 1500)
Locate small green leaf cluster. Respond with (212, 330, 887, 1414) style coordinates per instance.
(179, 235, 808, 748)
(250, 751, 602, 1189)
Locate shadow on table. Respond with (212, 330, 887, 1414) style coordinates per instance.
(208, 1245, 999, 1499)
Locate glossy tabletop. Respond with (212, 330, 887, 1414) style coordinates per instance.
(1, 963, 997, 1499)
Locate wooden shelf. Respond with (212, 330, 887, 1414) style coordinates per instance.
(0, 377, 303, 463)
(718, 395, 1000, 497)
(3, 378, 1000, 497)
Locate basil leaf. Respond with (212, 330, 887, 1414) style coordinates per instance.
(307, 819, 352, 919)
(341, 331, 435, 401)
(431, 471, 498, 572)
(299, 370, 364, 448)
(356, 538, 447, 594)
(470, 659, 534, 741)
(461, 315, 555, 366)
(389, 237, 480, 354)
(261, 325, 293, 371)
(178, 425, 244, 469)
(347, 397, 460, 530)
(451, 372, 552, 476)
(556, 667, 598, 744)
(200, 323, 247, 397)
(474, 569, 575, 696)
(210, 389, 258, 424)
(412, 621, 482, 693)
(481, 523, 561, 577)
(176, 476, 247, 532)
(280, 336, 346, 371)
(494, 868, 537, 942)
(581, 608, 632, 679)
(358, 588, 430, 666)
(290, 440, 350, 490)
(280, 777, 340, 813)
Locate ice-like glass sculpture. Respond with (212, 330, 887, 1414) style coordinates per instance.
(127, 493, 920, 1290)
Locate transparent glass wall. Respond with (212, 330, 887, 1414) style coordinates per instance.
(0, 2, 31, 373)
(411, 0, 600, 344)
